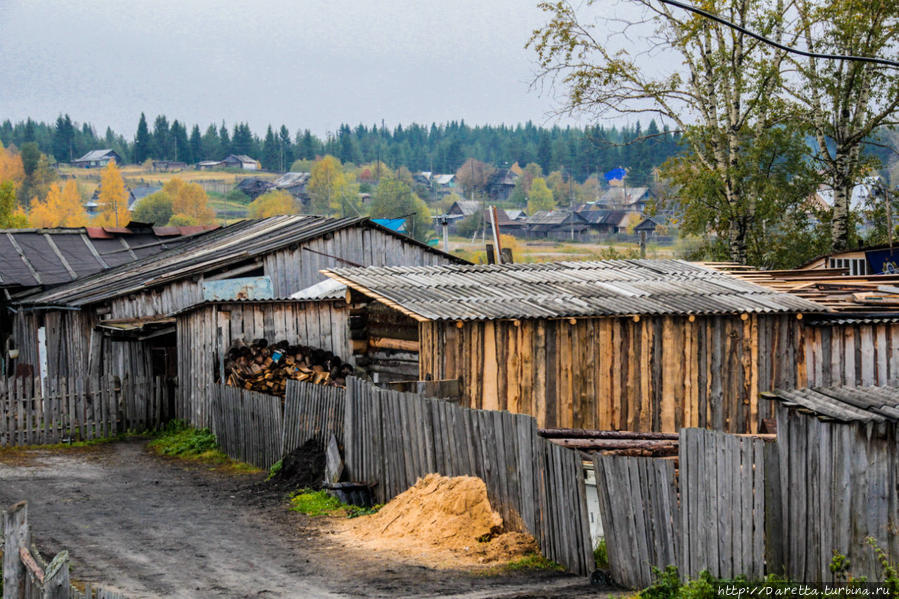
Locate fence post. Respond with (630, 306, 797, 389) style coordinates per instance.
(3, 500, 29, 599)
(42, 550, 71, 599)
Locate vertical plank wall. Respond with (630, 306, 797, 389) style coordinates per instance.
(678, 428, 774, 581)
(803, 320, 899, 387)
(421, 314, 805, 433)
(594, 428, 779, 589)
(12, 309, 154, 382)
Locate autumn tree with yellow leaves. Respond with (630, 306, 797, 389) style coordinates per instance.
(95, 159, 130, 227)
(248, 190, 297, 218)
(162, 177, 215, 224)
(0, 181, 28, 229)
(29, 180, 88, 228)
(0, 142, 25, 189)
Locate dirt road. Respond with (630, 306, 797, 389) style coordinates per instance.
(0, 440, 614, 599)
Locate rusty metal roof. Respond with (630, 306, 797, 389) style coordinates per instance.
(764, 386, 899, 423)
(323, 259, 827, 321)
(21, 216, 463, 308)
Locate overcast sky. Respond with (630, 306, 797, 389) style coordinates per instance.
(0, 0, 665, 138)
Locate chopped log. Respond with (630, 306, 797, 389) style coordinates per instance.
(367, 337, 420, 352)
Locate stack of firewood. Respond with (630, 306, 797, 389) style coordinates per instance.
(223, 339, 353, 396)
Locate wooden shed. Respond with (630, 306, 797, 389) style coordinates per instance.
(13, 216, 463, 426)
(765, 386, 899, 582)
(174, 297, 351, 426)
(324, 260, 824, 433)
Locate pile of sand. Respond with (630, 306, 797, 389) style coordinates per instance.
(336, 474, 538, 567)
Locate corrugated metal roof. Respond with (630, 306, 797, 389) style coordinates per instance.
(323, 259, 827, 321)
(21, 216, 464, 308)
(764, 386, 899, 423)
(0, 226, 215, 292)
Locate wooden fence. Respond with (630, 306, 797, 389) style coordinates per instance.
(775, 403, 898, 582)
(210, 378, 595, 576)
(281, 381, 345, 455)
(0, 376, 168, 447)
(211, 385, 283, 469)
(678, 429, 777, 581)
(3, 501, 126, 599)
(593, 454, 680, 589)
(594, 428, 779, 588)
(342, 377, 595, 576)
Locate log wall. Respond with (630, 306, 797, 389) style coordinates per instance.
(420, 313, 805, 433)
(176, 300, 350, 428)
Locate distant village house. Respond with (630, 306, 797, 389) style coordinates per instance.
(71, 149, 122, 169)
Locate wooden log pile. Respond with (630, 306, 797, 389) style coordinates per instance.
(223, 339, 353, 396)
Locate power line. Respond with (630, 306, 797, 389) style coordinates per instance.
(655, 0, 899, 68)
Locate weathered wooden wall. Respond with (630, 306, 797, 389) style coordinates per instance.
(803, 319, 899, 387)
(678, 429, 776, 582)
(176, 300, 350, 428)
(11, 310, 152, 382)
(776, 403, 899, 582)
(264, 226, 453, 297)
(420, 314, 804, 433)
(0, 375, 168, 446)
(211, 385, 283, 469)
(281, 380, 345, 454)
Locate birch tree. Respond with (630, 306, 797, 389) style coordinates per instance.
(789, 0, 899, 251)
(529, 0, 812, 263)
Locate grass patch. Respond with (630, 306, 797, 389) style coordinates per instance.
(267, 458, 283, 481)
(148, 420, 217, 457)
(147, 420, 259, 473)
(481, 552, 565, 575)
(289, 489, 345, 516)
(345, 504, 382, 518)
(595, 538, 609, 569)
(288, 488, 382, 518)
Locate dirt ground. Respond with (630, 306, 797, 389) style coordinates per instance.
(0, 440, 621, 599)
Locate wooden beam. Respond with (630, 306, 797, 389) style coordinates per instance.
(367, 337, 420, 352)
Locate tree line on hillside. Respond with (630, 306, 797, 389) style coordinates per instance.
(0, 115, 682, 185)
